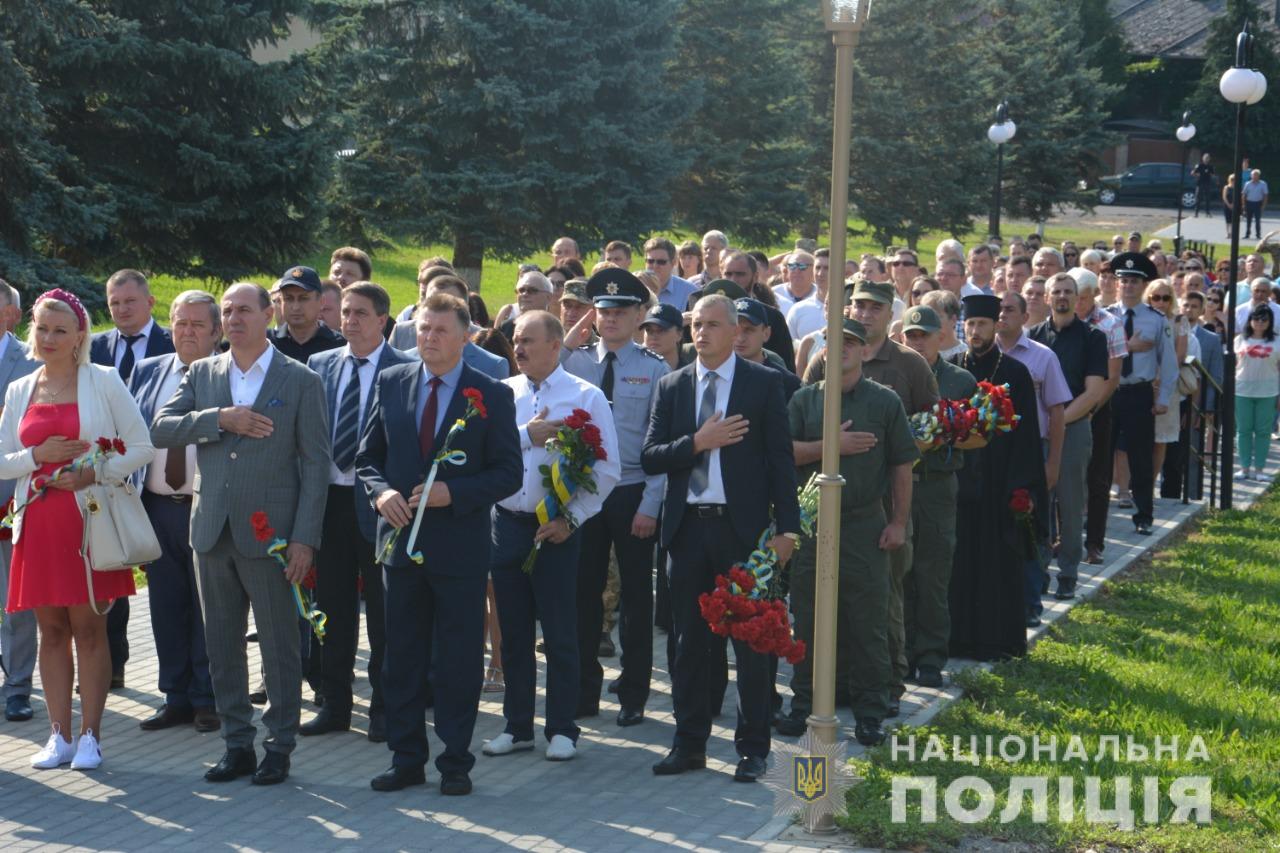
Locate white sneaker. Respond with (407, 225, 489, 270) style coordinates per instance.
(1236, 467, 1252, 481)
(31, 725, 75, 769)
(70, 729, 102, 770)
(545, 734, 576, 762)
(482, 732, 535, 756)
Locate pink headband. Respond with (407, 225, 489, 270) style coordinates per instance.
(34, 288, 88, 331)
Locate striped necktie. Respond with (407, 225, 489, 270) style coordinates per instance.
(331, 356, 369, 471)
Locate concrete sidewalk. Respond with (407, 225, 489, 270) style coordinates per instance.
(0, 459, 1272, 852)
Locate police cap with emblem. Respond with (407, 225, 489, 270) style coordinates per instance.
(587, 267, 648, 308)
(733, 298, 769, 327)
(1109, 251, 1159, 281)
(640, 303, 683, 330)
(271, 265, 323, 294)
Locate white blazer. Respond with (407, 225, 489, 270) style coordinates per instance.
(0, 363, 155, 543)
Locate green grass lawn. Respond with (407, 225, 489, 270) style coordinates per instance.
(838, 490, 1280, 851)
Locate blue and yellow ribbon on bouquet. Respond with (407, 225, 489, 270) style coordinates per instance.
(521, 456, 593, 574)
(266, 537, 327, 644)
(402, 419, 470, 565)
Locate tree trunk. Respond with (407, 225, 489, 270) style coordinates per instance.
(452, 232, 484, 292)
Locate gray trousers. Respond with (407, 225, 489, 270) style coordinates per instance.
(195, 524, 301, 755)
(0, 540, 36, 699)
(1054, 419, 1093, 582)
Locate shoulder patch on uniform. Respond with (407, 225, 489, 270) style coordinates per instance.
(639, 347, 666, 361)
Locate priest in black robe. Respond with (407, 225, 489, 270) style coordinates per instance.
(947, 295, 1045, 661)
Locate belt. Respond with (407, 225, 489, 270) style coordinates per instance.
(144, 489, 192, 504)
(687, 503, 726, 518)
(496, 506, 538, 521)
(1117, 381, 1153, 391)
(912, 469, 956, 483)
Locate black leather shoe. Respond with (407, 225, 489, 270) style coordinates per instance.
(193, 706, 220, 733)
(1135, 522, 1153, 536)
(248, 690, 267, 706)
(299, 708, 351, 737)
(251, 751, 290, 785)
(5, 695, 34, 722)
(914, 665, 944, 688)
(854, 717, 885, 747)
(140, 704, 195, 731)
(1026, 612, 1042, 628)
(774, 710, 807, 737)
(606, 678, 620, 694)
(652, 749, 706, 775)
(110, 670, 125, 690)
(245, 631, 258, 643)
(367, 712, 387, 743)
(886, 698, 900, 718)
(733, 755, 767, 782)
(440, 770, 472, 796)
(205, 747, 256, 782)
(370, 764, 425, 792)
(616, 707, 645, 727)
(598, 632, 616, 657)
(574, 703, 599, 719)
(1054, 579, 1077, 601)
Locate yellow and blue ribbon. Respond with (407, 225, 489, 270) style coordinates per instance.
(268, 537, 327, 644)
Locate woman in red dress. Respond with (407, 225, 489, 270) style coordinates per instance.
(0, 290, 154, 771)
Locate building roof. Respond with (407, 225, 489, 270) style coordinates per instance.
(1112, 0, 1280, 60)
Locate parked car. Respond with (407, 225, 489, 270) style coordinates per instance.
(1095, 162, 1197, 208)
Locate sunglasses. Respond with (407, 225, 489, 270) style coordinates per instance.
(786, 262, 810, 271)
(644, 257, 670, 266)
(1149, 294, 1172, 302)
(890, 260, 917, 267)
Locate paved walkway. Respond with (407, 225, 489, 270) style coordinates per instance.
(0, 460, 1272, 852)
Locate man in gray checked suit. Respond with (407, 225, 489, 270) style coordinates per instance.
(152, 283, 331, 787)
(0, 280, 39, 723)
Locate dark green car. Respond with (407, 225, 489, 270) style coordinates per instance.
(1096, 162, 1197, 209)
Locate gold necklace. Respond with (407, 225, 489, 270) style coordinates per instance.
(41, 370, 74, 402)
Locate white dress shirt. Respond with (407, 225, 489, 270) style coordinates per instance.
(114, 318, 156, 370)
(329, 341, 384, 485)
(144, 361, 197, 496)
(686, 353, 737, 505)
(772, 283, 816, 316)
(230, 343, 275, 407)
(499, 364, 620, 526)
(786, 297, 827, 342)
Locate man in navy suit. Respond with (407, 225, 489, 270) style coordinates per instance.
(642, 293, 801, 783)
(356, 292, 522, 796)
(89, 268, 175, 689)
(303, 283, 415, 742)
(130, 291, 222, 734)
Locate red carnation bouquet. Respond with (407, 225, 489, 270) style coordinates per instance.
(522, 408, 606, 574)
(910, 381, 1021, 454)
(3, 436, 126, 529)
(252, 511, 326, 643)
(1008, 488, 1037, 560)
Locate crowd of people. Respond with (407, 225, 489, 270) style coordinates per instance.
(0, 225, 1276, 793)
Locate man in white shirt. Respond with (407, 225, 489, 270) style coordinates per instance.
(483, 311, 619, 763)
(772, 250, 817, 315)
(1235, 276, 1280, 330)
(786, 249, 831, 341)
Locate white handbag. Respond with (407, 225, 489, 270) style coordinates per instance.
(78, 466, 162, 615)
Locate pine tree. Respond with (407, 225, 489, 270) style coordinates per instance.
(28, 0, 332, 282)
(315, 0, 685, 287)
(664, 0, 814, 246)
(976, 0, 1119, 225)
(1182, 0, 1280, 176)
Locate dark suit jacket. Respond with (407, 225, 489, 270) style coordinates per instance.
(90, 324, 175, 368)
(355, 360, 522, 571)
(642, 355, 800, 548)
(129, 352, 186, 487)
(308, 344, 417, 542)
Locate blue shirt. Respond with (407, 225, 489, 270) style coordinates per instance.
(658, 275, 700, 310)
(415, 358, 465, 438)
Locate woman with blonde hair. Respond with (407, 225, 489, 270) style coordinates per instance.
(1145, 279, 1195, 489)
(0, 290, 154, 771)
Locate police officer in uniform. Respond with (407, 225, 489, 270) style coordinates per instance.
(562, 268, 668, 726)
(777, 317, 917, 746)
(898, 306, 976, 688)
(1106, 252, 1177, 535)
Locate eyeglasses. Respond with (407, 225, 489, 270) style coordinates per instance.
(1149, 294, 1172, 302)
(786, 262, 810, 271)
(644, 257, 670, 266)
(890, 260, 917, 267)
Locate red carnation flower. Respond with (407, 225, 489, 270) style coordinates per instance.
(96, 437, 113, 453)
(1009, 488, 1033, 516)
(301, 567, 317, 590)
(250, 511, 274, 543)
(571, 408, 591, 423)
(581, 423, 602, 447)
(563, 413, 585, 430)
(592, 444, 607, 461)
(111, 438, 126, 455)
(462, 387, 488, 418)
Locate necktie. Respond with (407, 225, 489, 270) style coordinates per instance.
(1122, 309, 1135, 378)
(164, 365, 189, 491)
(601, 351, 617, 403)
(331, 356, 370, 472)
(689, 371, 718, 496)
(119, 333, 144, 381)
(419, 376, 442, 460)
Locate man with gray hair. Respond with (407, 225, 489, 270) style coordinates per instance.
(1032, 247, 1064, 278)
(499, 271, 555, 342)
(0, 278, 39, 722)
(690, 230, 729, 288)
(131, 290, 225, 734)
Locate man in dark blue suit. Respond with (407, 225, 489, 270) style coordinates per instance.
(642, 293, 801, 783)
(90, 269, 176, 689)
(355, 292, 522, 796)
(303, 283, 416, 742)
(130, 290, 222, 734)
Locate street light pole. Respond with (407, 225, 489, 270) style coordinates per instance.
(1218, 24, 1268, 509)
(809, 0, 870, 834)
(1174, 112, 1196, 256)
(987, 103, 1016, 240)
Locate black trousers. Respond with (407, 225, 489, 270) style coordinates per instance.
(315, 485, 385, 717)
(1085, 401, 1113, 551)
(576, 483, 655, 712)
(107, 595, 129, 675)
(667, 512, 771, 759)
(656, 544, 728, 715)
(1112, 383, 1156, 527)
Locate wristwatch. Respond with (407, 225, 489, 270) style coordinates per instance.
(781, 532, 799, 541)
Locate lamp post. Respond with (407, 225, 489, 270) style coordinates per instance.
(1218, 23, 1268, 509)
(987, 102, 1017, 240)
(808, 0, 869, 834)
(1174, 112, 1196, 255)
